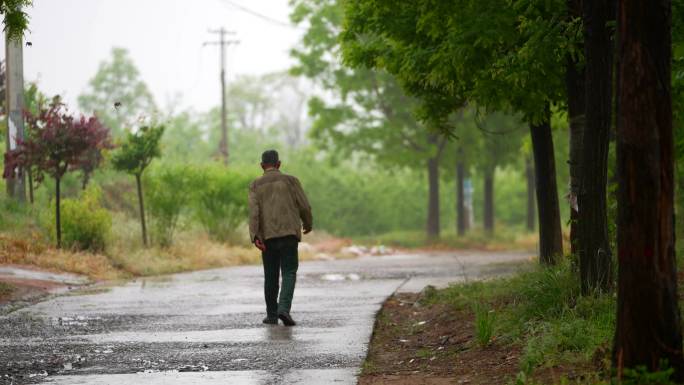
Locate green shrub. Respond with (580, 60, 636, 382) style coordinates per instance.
(145, 165, 194, 246)
(190, 165, 254, 243)
(48, 186, 111, 251)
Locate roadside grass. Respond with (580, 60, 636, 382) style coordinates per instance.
(358, 225, 684, 384)
(0, 281, 15, 297)
(108, 233, 261, 277)
(353, 227, 540, 251)
(0, 241, 123, 280)
(0, 232, 264, 280)
(424, 259, 616, 383)
(0, 210, 326, 281)
(102, 215, 261, 277)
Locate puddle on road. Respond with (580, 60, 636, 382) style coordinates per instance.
(319, 273, 361, 282)
(52, 315, 102, 327)
(28, 370, 48, 379)
(265, 326, 293, 341)
(177, 363, 209, 372)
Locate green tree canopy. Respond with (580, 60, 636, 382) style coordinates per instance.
(1, 0, 30, 40)
(111, 125, 164, 176)
(290, 0, 448, 169)
(340, 0, 568, 261)
(291, 0, 459, 238)
(340, 0, 571, 123)
(78, 47, 157, 137)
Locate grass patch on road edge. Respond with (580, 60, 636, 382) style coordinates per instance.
(361, 260, 617, 384)
(432, 260, 614, 383)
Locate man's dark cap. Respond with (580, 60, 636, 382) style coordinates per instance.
(261, 150, 279, 164)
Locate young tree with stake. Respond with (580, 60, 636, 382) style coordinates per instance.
(111, 125, 164, 247)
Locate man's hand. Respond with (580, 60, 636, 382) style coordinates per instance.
(254, 238, 266, 251)
(303, 227, 312, 235)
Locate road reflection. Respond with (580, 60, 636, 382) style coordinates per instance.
(264, 325, 294, 341)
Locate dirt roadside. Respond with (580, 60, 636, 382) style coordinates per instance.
(359, 292, 598, 385)
(359, 293, 521, 385)
(0, 265, 90, 312)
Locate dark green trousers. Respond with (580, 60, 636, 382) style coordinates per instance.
(262, 235, 299, 318)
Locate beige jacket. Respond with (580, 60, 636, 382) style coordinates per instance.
(248, 169, 313, 242)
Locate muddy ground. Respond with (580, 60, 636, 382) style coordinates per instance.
(359, 293, 520, 385)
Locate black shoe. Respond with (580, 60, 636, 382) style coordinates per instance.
(278, 312, 296, 326)
(262, 317, 278, 325)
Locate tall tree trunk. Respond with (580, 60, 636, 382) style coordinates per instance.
(566, 0, 586, 255)
(55, 176, 61, 249)
(426, 157, 440, 239)
(526, 157, 536, 232)
(456, 157, 466, 236)
(483, 168, 494, 234)
(530, 108, 563, 265)
(613, 0, 684, 378)
(28, 168, 34, 205)
(135, 173, 148, 247)
(578, 0, 614, 294)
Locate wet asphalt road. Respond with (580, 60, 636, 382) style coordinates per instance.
(0, 250, 530, 385)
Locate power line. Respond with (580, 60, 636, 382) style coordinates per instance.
(217, 0, 304, 30)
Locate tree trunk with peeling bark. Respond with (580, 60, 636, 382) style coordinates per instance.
(612, 0, 684, 378)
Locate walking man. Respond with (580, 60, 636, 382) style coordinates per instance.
(249, 150, 313, 326)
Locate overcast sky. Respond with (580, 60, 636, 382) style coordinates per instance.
(1, 0, 304, 113)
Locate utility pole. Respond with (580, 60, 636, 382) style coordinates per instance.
(205, 28, 239, 165)
(4, 31, 25, 201)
